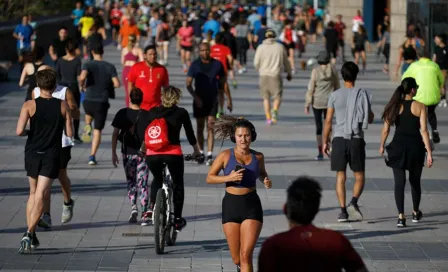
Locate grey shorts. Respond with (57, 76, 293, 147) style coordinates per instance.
(259, 75, 283, 100)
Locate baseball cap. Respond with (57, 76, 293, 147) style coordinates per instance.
(265, 28, 276, 38)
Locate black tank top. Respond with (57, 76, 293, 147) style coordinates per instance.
(402, 45, 417, 61)
(25, 97, 64, 156)
(88, 32, 103, 48)
(394, 100, 421, 138)
(27, 62, 44, 93)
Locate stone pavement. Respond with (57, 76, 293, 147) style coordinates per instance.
(1, 40, 448, 272)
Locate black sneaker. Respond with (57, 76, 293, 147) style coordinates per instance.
(433, 131, 440, 144)
(237, 265, 241, 272)
(31, 232, 40, 249)
(205, 155, 214, 166)
(347, 203, 363, 222)
(18, 232, 32, 254)
(337, 211, 349, 222)
(174, 217, 187, 232)
(412, 211, 423, 223)
(397, 218, 406, 228)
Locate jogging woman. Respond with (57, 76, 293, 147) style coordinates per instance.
(121, 35, 143, 107)
(137, 86, 201, 230)
(19, 46, 45, 101)
(177, 19, 194, 73)
(207, 116, 272, 272)
(112, 87, 149, 226)
(379, 78, 433, 228)
(352, 25, 370, 74)
(305, 51, 340, 160)
(156, 14, 171, 65)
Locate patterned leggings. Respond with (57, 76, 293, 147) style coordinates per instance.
(123, 154, 149, 212)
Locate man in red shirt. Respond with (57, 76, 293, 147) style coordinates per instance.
(258, 176, 367, 272)
(210, 33, 233, 117)
(128, 45, 169, 111)
(335, 14, 347, 61)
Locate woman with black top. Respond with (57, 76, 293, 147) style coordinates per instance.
(112, 88, 150, 226)
(87, 19, 106, 60)
(16, 69, 72, 254)
(137, 86, 201, 231)
(207, 116, 272, 272)
(56, 40, 82, 142)
(394, 36, 418, 77)
(380, 78, 433, 228)
(19, 46, 45, 101)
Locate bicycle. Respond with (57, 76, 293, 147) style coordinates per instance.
(152, 153, 204, 255)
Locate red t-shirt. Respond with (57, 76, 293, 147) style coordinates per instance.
(258, 225, 366, 272)
(110, 8, 123, 26)
(128, 62, 169, 111)
(334, 22, 346, 40)
(210, 44, 232, 75)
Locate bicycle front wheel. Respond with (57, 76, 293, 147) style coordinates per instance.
(154, 189, 167, 255)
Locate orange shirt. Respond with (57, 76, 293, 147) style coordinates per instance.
(128, 62, 169, 111)
(210, 44, 232, 75)
(120, 24, 140, 48)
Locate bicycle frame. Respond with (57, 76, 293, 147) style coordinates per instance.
(152, 164, 174, 226)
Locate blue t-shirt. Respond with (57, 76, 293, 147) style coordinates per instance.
(72, 9, 84, 26)
(187, 58, 225, 99)
(150, 19, 161, 37)
(203, 19, 220, 38)
(84, 0, 93, 6)
(257, 5, 267, 17)
(14, 24, 33, 49)
(253, 20, 261, 34)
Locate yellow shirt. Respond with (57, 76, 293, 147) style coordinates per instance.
(79, 16, 95, 38)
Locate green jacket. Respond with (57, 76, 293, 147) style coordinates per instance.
(402, 58, 444, 106)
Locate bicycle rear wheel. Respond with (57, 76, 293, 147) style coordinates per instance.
(166, 224, 177, 246)
(154, 189, 167, 254)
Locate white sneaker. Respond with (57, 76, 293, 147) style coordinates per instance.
(61, 199, 75, 224)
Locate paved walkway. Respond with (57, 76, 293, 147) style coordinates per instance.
(1, 41, 448, 272)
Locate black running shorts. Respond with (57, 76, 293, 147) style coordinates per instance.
(83, 100, 110, 130)
(222, 190, 263, 224)
(60, 147, 72, 169)
(193, 98, 218, 118)
(331, 137, 366, 172)
(25, 154, 60, 179)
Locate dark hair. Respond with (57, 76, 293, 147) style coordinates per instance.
(144, 45, 157, 54)
(215, 32, 224, 44)
(382, 77, 418, 125)
(213, 115, 257, 144)
(59, 26, 68, 31)
(286, 176, 322, 225)
(91, 44, 104, 55)
(341, 61, 359, 83)
(130, 87, 143, 105)
(33, 46, 46, 61)
(436, 33, 447, 43)
(327, 21, 335, 28)
(222, 22, 231, 32)
(261, 18, 267, 25)
(65, 39, 77, 54)
(36, 70, 57, 91)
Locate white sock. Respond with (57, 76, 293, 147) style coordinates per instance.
(200, 150, 204, 154)
(207, 151, 212, 156)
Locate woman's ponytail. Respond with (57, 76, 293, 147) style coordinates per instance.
(382, 85, 404, 125)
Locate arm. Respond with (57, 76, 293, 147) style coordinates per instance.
(16, 102, 30, 136)
(419, 104, 433, 157)
(322, 107, 334, 145)
(332, 65, 341, 90)
(121, 48, 126, 65)
(100, 28, 107, 40)
(62, 101, 73, 138)
(257, 153, 268, 182)
(253, 47, 261, 70)
(49, 45, 58, 61)
(206, 151, 234, 184)
(79, 70, 88, 91)
(111, 127, 120, 167)
(433, 53, 437, 62)
(112, 77, 121, 88)
(395, 48, 404, 76)
(379, 121, 390, 153)
(65, 88, 80, 120)
(186, 76, 196, 98)
(138, 49, 144, 62)
(19, 64, 29, 87)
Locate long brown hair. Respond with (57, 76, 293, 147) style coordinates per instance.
(213, 116, 257, 143)
(381, 77, 417, 125)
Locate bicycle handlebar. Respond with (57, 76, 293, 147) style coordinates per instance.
(184, 154, 205, 162)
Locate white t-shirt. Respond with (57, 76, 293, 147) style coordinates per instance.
(33, 85, 74, 148)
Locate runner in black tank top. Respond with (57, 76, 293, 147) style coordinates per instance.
(25, 62, 44, 101)
(16, 69, 73, 254)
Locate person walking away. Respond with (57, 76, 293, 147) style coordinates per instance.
(121, 35, 144, 107)
(334, 14, 346, 62)
(254, 29, 292, 125)
(186, 43, 227, 165)
(322, 61, 374, 222)
(379, 78, 433, 227)
(352, 25, 370, 74)
(202, 12, 220, 40)
(19, 46, 46, 101)
(402, 53, 445, 144)
(279, 20, 298, 74)
(305, 51, 340, 161)
(220, 22, 238, 89)
(79, 7, 95, 60)
(111, 87, 150, 225)
(110, 2, 123, 46)
(13, 15, 34, 72)
(156, 14, 171, 66)
(55, 40, 82, 143)
(207, 116, 272, 272)
(71, 1, 84, 52)
(32, 65, 79, 230)
(177, 19, 195, 73)
(49, 27, 70, 64)
(79, 44, 121, 165)
(234, 16, 250, 74)
(149, 10, 161, 47)
(433, 33, 448, 108)
(253, 18, 268, 50)
(394, 37, 418, 77)
(258, 176, 367, 272)
(16, 69, 73, 254)
(127, 45, 169, 112)
(379, 25, 391, 74)
(87, 19, 107, 60)
(323, 21, 339, 65)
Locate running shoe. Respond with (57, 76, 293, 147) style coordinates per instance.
(412, 210, 423, 223)
(315, 153, 324, 161)
(31, 232, 40, 249)
(337, 211, 348, 222)
(205, 155, 214, 166)
(62, 199, 75, 224)
(129, 206, 138, 224)
(88, 155, 97, 165)
(18, 232, 32, 254)
(141, 211, 151, 226)
(271, 110, 278, 124)
(38, 213, 52, 230)
(174, 217, 187, 232)
(81, 124, 92, 143)
(232, 80, 238, 89)
(266, 119, 272, 126)
(347, 203, 363, 222)
(397, 218, 406, 228)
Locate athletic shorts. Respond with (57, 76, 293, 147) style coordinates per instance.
(25, 154, 60, 179)
(193, 97, 218, 118)
(259, 75, 283, 100)
(354, 45, 365, 53)
(112, 24, 120, 32)
(83, 100, 110, 130)
(181, 45, 193, 52)
(331, 137, 366, 172)
(60, 147, 72, 169)
(222, 190, 263, 224)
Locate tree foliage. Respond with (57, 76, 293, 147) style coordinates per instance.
(0, 0, 74, 21)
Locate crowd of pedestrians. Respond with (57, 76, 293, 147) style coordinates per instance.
(9, 1, 447, 272)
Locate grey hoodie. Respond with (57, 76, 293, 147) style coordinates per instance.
(305, 64, 340, 109)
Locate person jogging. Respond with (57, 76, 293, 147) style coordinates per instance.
(16, 69, 73, 254)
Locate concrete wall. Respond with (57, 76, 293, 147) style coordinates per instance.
(328, 0, 364, 43)
(388, 0, 407, 81)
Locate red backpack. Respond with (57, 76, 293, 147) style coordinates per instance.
(144, 117, 169, 151)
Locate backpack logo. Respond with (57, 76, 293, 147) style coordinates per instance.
(147, 126, 161, 139)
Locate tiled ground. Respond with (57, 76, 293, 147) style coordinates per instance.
(1, 35, 448, 272)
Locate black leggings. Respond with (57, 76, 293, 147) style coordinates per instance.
(236, 37, 248, 65)
(428, 105, 437, 131)
(393, 167, 423, 214)
(146, 155, 184, 218)
(312, 107, 327, 135)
